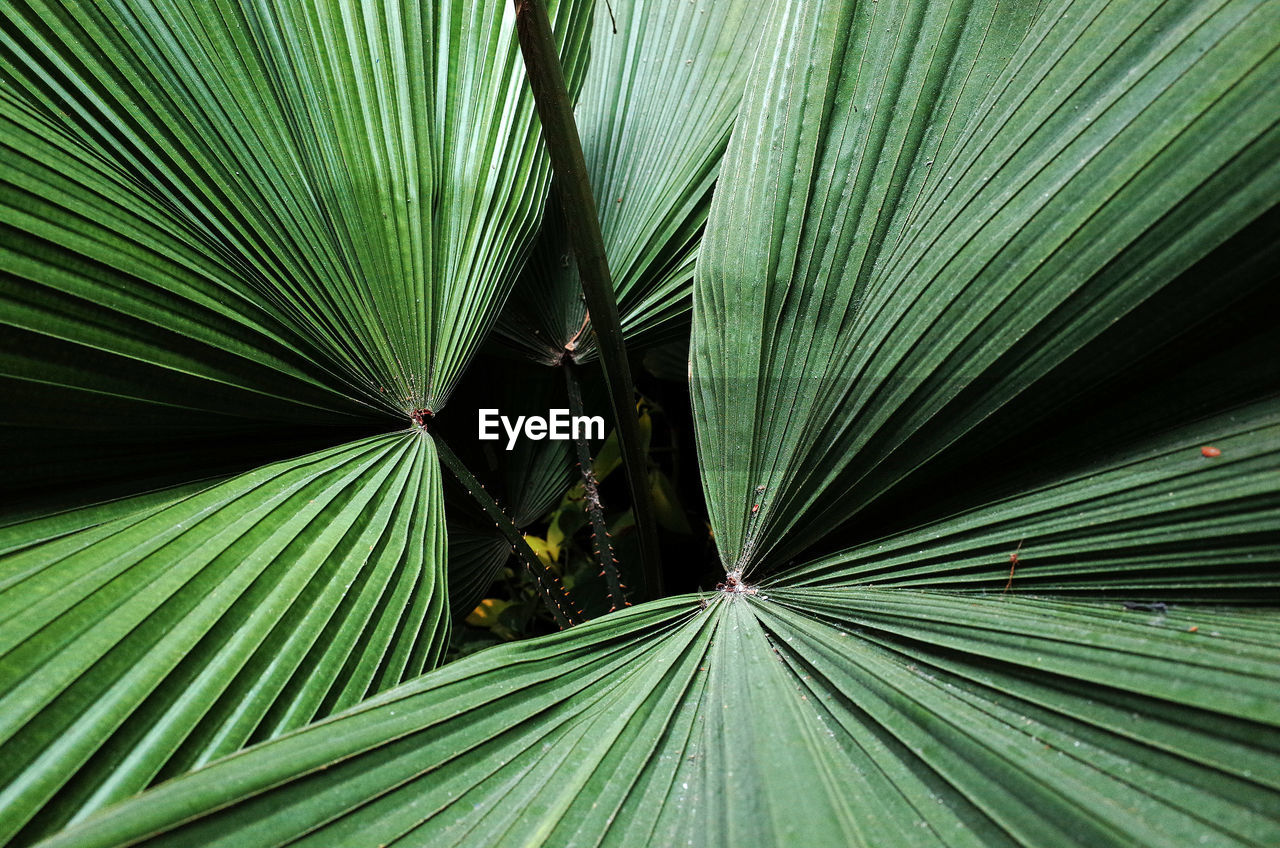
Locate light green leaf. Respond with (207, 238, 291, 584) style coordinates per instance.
(2, 0, 592, 424)
(32, 591, 1280, 847)
(499, 0, 766, 361)
(0, 431, 447, 844)
(0, 480, 219, 558)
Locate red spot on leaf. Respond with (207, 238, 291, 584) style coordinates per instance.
(1200, 446, 1221, 458)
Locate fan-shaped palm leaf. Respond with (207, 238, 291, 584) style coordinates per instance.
(499, 0, 766, 362)
(1, 0, 594, 841)
(27, 1, 1278, 847)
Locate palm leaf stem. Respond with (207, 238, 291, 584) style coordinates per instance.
(512, 0, 662, 599)
(564, 361, 627, 610)
(432, 430, 580, 628)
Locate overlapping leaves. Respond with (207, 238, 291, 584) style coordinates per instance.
(2, 0, 1278, 846)
(1, 0, 592, 842)
(499, 0, 766, 362)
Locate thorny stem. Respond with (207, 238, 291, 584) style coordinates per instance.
(564, 360, 627, 611)
(512, 0, 664, 601)
(432, 431, 581, 629)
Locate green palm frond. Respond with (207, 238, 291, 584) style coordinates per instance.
(0, 433, 447, 844)
(499, 0, 765, 362)
(1, 0, 594, 841)
(33, 588, 1280, 847)
(2, 0, 1277, 846)
(692, 0, 1278, 572)
(786, 399, 1280, 594)
(2, 0, 591, 417)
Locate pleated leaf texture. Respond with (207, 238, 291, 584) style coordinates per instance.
(0, 0, 1274, 845)
(498, 0, 767, 362)
(0, 0, 592, 843)
(691, 0, 1279, 572)
(5, 1, 1280, 848)
(1, 0, 590, 418)
(0, 435, 449, 843)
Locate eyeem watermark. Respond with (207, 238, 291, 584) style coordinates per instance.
(478, 409, 604, 450)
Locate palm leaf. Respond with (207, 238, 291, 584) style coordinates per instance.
(498, 0, 765, 362)
(691, 0, 1280, 572)
(1, 88, 373, 503)
(785, 398, 1280, 595)
(29, 1, 1280, 846)
(3, 0, 591, 414)
(1, 0, 594, 841)
(0, 480, 219, 557)
(0, 432, 446, 844)
(32, 589, 1280, 847)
